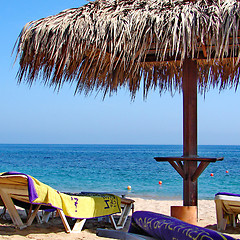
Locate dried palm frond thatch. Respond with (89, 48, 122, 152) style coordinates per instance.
(15, 0, 240, 98)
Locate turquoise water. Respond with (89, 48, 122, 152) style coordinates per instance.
(0, 144, 239, 200)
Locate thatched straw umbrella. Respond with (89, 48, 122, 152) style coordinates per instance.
(15, 0, 240, 222)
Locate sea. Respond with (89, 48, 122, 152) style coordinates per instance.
(0, 144, 239, 200)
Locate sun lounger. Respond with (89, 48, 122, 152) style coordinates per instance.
(215, 192, 240, 231)
(0, 172, 121, 233)
(66, 191, 135, 229)
(129, 211, 235, 240)
(98, 211, 235, 240)
(110, 197, 135, 229)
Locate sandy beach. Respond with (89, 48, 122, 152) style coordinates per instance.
(0, 198, 239, 240)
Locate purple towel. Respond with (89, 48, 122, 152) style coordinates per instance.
(129, 211, 235, 240)
(1, 172, 38, 203)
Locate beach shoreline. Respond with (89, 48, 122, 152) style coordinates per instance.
(0, 198, 239, 239)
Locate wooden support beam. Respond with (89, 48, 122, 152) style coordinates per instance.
(155, 157, 223, 187)
(155, 157, 223, 182)
(168, 161, 185, 179)
(183, 59, 198, 158)
(191, 162, 210, 182)
(155, 157, 223, 162)
(182, 58, 198, 207)
(176, 161, 183, 170)
(143, 51, 240, 63)
(201, 44, 207, 58)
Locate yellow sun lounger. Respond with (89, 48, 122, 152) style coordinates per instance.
(0, 172, 121, 233)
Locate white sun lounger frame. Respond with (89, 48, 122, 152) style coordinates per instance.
(215, 194, 240, 231)
(0, 174, 134, 233)
(0, 175, 90, 233)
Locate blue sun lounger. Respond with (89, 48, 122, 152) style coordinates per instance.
(98, 211, 235, 240)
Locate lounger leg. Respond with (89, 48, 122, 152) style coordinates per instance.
(72, 219, 86, 233)
(35, 212, 42, 224)
(215, 199, 227, 231)
(0, 189, 26, 229)
(109, 202, 133, 230)
(26, 205, 41, 226)
(0, 206, 6, 218)
(25, 204, 33, 220)
(57, 209, 71, 233)
(230, 214, 238, 227)
(42, 211, 52, 223)
(57, 209, 86, 233)
(109, 215, 119, 229)
(117, 203, 132, 228)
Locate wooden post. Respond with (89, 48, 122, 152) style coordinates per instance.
(155, 59, 223, 222)
(182, 59, 198, 207)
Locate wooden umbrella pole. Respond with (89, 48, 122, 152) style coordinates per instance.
(182, 58, 198, 206)
(156, 58, 223, 223)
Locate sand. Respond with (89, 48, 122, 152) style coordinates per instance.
(0, 199, 239, 239)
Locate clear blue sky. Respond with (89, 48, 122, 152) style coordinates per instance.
(1, 0, 239, 145)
